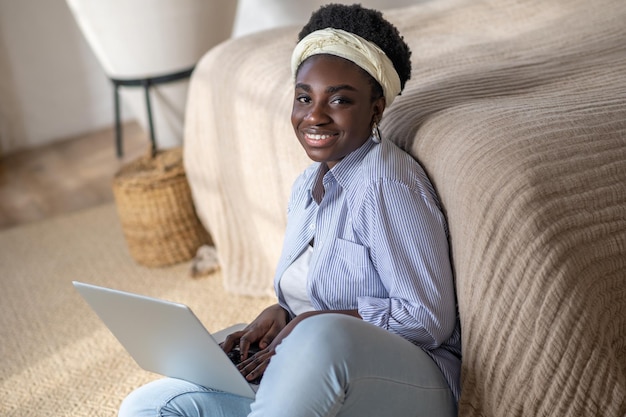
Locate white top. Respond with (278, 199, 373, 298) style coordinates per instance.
(279, 245, 315, 315)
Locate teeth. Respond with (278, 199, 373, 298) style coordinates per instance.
(307, 133, 332, 140)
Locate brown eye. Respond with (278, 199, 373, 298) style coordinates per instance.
(331, 96, 351, 105)
(296, 94, 311, 104)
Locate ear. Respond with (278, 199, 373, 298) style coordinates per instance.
(372, 96, 385, 125)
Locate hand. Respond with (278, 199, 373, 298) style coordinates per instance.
(236, 309, 361, 383)
(221, 304, 289, 380)
(223, 307, 360, 382)
(234, 311, 304, 382)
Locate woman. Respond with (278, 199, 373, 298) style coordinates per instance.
(120, 4, 461, 416)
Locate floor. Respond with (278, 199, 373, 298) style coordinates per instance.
(0, 121, 149, 230)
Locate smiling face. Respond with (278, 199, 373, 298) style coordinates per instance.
(291, 54, 385, 168)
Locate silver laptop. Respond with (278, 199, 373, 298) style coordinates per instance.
(72, 281, 257, 398)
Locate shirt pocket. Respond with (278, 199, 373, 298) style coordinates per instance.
(315, 238, 381, 307)
(334, 238, 372, 270)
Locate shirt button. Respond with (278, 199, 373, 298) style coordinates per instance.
(309, 223, 315, 231)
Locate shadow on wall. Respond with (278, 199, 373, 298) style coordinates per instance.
(0, 30, 26, 155)
(0, 0, 116, 155)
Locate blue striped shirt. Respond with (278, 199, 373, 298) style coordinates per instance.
(273, 137, 461, 400)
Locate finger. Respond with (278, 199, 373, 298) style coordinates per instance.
(239, 352, 270, 382)
(238, 334, 254, 359)
(237, 348, 262, 372)
(258, 334, 275, 349)
(221, 330, 244, 352)
(238, 326, 269, 359)
(242, 348, 275, 368)
(252, 323, 282, 351)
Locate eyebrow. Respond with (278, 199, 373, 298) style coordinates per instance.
(295, 83, 357, 94)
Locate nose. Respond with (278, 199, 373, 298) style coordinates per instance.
(305, 102, 330, 125)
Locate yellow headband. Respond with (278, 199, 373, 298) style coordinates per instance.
(291, 28, 402, 108)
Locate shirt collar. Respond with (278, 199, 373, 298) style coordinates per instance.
(330, 137, 377, 188)
(306, 136, 378, 202)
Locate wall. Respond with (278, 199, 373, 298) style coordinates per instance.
(0, 0, 125, 155)
(0, 0, 423, 155)
(232, 0, 422, 38)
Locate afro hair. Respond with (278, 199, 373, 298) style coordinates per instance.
(298, 3, 412, 90)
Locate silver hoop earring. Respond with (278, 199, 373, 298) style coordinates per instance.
(372, 122, 382, 143)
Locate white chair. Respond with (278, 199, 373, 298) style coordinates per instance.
(66, 0, 238, 155)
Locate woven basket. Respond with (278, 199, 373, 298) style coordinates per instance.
(112, 147, 212, 267)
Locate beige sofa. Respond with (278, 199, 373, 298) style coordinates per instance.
(184, 0, 626, 415)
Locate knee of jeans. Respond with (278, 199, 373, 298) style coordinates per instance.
(117, 378, 201, 417)
(118, 387, 146, 417)
(118, 380, 161, 417)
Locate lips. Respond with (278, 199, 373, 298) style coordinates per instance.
(307, 133, 333, 140)
(303, 131, 338, 147)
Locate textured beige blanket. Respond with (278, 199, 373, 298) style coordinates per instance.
(184, 0, 626, 415)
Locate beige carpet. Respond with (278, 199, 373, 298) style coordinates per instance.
(0, 204, 276, 417)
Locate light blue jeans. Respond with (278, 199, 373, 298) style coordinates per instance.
(119, 314, 456, 417)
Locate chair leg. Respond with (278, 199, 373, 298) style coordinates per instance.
(143, 81, 157, 157)
(114, 83, 123, 158)
(111, 67, 193, 158)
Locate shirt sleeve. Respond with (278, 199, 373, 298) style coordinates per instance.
(355, 179, 457, 350)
